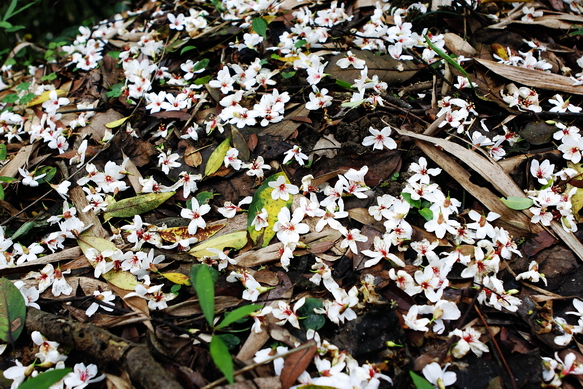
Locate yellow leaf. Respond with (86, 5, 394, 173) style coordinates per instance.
(77, 236, 139, 290)
(189, 230, 248, 258)
(159, 223, 225, 243)
(247, 172, 292, 247)
(567, 162, 583, 223)
(26, 89, 66, 107)
(104, 192, 175, 222)
(205, 136, 231, 177)
(105, 116, 130, 128)
(277, 56, 299, 63)
(162, 272, 191, 285)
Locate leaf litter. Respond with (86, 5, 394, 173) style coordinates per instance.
(4, 0, 583, 388)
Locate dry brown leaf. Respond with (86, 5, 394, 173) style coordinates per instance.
(82, 109, 124, 142)
(443, 33, 477, 57)
(263, 105, 311, 139)
(106, 373, 136, 389)
(309, 134, 341, 161)
(122, 151, 143, 194)
(474, 58, 583, 95)
(69, 186, 110, 239)
(0, 144, 33, 178)
(280, 341, 317, 389)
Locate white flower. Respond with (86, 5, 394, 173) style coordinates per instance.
(515, 260, 547, 285)
(157, 150, 181, 174)
(272, 297, 305, 329)
(549, 94, 581, 113)
(218, 196, 252, 219)
(86, 290, 115, 317)
(530, 159, 554, 185)
(362, 126, 397, 150)
(224, 148, 243, 170)
(422, 362, 457, 388)
(19, 168, 46, 187)
(268, 175, 299, 201)
(403, 305, 431, 331)
(251, 208, 269, 231)
(450, 327, 489, 358)
(181, 198, 211, 235)
(243, 156, 271, 178)
(63, 363, 105, 388)
(408, 157, 441, 184)
(283, 145, 308, 165)
(338, 227, 368, 254)
(336, 51, 366, 69)
(273, 207, 309, 244)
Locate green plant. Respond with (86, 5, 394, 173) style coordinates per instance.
(0, 0, 37, 34)
(190, 264, 261, 384)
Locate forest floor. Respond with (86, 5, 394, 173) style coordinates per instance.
(3, 0, 583, 388)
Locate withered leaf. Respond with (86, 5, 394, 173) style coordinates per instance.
(104, 192, 175, 222)
(159, 223, 226, 243)
(280, 341, 317, 389)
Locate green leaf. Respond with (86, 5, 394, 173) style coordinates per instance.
(294, 39, 307, 48)
(19, 368, 72, 389)
(0, 21, 12, 29)
(500, 196, 534, 210)
(340, 99, 365, 108)
(195, 191, 218, 205)
(216, 304, 261, 330)
(335, 79, 353, 89)
(402, 192, 421, 209)
(205, 136, 231, 177)
(0, 184, 4, 201)
(18, 93, 36, 105)
(194, 265, 215, 326)
(419, 208, 433, 222)
(0, 278, 26, 344)
(252, 17, 268, 39)
(2, 94, 19, 104)
(247, 172, 293, 247)
(190, 263, 219, 286)
(193, 58, 210, 72)
(103, 192, 175, 222)
(282, 71, 296, 79)
(194, 75, 211, 85)
(0, 143, 6, 160)
(15, 82, 30, 92)
(216, 333, 240, 349)
(0, 176, 16, 182)
(424, 35, 475, 92)
(107, 51, 120, 60)
(6, 24, 24, 32)
(36, 166, 56, 184)
(180, 45, 197, 55)
(210, 336, 234, 384)
(410, 371, 434, 389)
(106, 82, 124, 98)
(40, 73, 57, 82)
(296, 298, 325, 330)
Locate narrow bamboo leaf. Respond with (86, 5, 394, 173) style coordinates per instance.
(195, 265, 215, 326)
(335, 79, 353, 89)
(424, 35, 475, 92)
(216, 304, 261, 330)
(105, 116, 130, 129)
(0, 143, 6, 160)
(103, 192, 175, 221)
(410, 371, 434, 389)
(26, 89, 67, 107)
(0, 278, 26, 344)
(280, 341, 317, 389)
(205, 136, 231, 177)
(210, 336, 234, 384)
(247, 172, 293, 247)
(77, 236, 139, 290)
(188, 230, 247, 258)
(500, 196, 534, 210)
(252, 17, 268, 39)
(19, 368, 73, 389)
(162, 272, 191, 286)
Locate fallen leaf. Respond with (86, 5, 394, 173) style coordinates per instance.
(159, 223, 225, 243)
(103, 192, 175, 222)
(26, 89, 67, 107)
(0, 278, 26, 344)
(280, 341, 317, 389)
(189, 230, 248, 258)
(205, 136, 231, 177)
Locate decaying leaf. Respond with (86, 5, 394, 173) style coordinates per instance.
(26, 89, 67, 107)
(567, 161, 583, 223)
(0, 278, 26, 344)
(189, 230, 248, 258)
(474, 58, 583, 95)
(159, 223, 225, 243)
(103, 192, 175, 221)
(280, 341, 317, 389)
(247, 172, 293, 247)
(161, 272, 191, 285)
(205, 136, 232, 177)
(77, 236, 139, 290)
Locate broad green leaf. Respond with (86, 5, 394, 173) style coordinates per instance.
(500, 196, 534, 210)
(402, 192, 422, 209)
(19, 368, 72, 389)
(2, 94, 19, 104)
(410, 371, 434, 389)
(105, 116, 130, 129)
(0, 278, 26, 344)
(335, 79, 353, 89)
(297, 298, 325, 330)
(188, 230, 247, 258)
(419, 208, 433, 222)
(216, 333, 240, 349)
(180, 45, 197, 55)
(77, 236, 139, 290)
(216, 304, 261, 330)
(193, 58, 210, 72)
(282, 71, 296, 79)
(26, 89, 66, 107)
(205, 136, 231, 177)
(162, 272, 191, 285)
(252, 17, 268, 39)
(195, 191, 218, 205)
(194, 75, 211, 85)
(210, 336, 234, 384)
(247, 172, 293, 247)
(103, 192, 175, 222)
(108, 51, 120, 59)
(194, 265, 215, 326)
(0, 21, 12, 28)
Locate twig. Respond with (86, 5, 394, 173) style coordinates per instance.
(475, 305, 518, 389)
